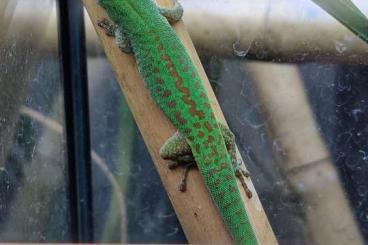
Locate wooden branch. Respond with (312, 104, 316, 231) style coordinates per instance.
(8, 1, 368, 64)
(82, 0, 277, 244)
(245, 62, 363, 245)
(181, 0, 368, 64)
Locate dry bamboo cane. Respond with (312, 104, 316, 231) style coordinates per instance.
(82, 0, 277, 244)
(244, 62, 363, 245)
(182, 0, 368, 64)
(6, 1, 368, 64)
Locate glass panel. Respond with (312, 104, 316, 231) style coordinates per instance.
(0, 0, 69, 242)
(85, 0, 368, 244)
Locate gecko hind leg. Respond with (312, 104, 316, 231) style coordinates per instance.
(97, 18, 133, 54)
(219, 123, 252, 198)
(160, 123, 252, 197)
(235, 169, 252, 198)
(158, 0, 183, 23)
(160, 131, 195, 191)
(167, 160, 195, 192)
(178, 162, 195, 192)
(97, 18, 115, 36)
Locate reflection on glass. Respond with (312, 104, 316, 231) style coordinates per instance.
(0, 0, 69, 242)
(0, 0, 367, 244)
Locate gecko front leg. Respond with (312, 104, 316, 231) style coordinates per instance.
(97, 18, 133, 54)
(160, 123, 252, 197)
(157, 0, 183, 23)
(221, 124, 253, 198)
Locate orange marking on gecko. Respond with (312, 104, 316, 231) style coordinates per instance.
(160, 54, 170, 61)
(183, 128, 192, 134)
(160, 54, 206, 119)
(223, 197, 241, 210)
(193, 122, 201, 128)
(182, 64, 189, 72)
(197, 131, 205, 138)
(219, 191, 226, 199)
(214, 178, 221, 186)
(155, 77, 164, 84)
(199, 92, 207, 99)
(204, 122, 213, 132)
(161, 90, 172, 97)
(174, 111, 187, 125)
(166, 101, 176, 108)
(206, 135, 214, 145)
(166, 63, 174, 71)
(211, 148, 217, 157)
(158, 43, 164, 51)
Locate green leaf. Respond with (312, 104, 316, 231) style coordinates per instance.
(311, 0, 368, 43)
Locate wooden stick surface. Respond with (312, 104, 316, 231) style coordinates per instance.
(245, 62, 363, 245)
(82, 1, 277, 244)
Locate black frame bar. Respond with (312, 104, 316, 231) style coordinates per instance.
(57, 0, 93, 242)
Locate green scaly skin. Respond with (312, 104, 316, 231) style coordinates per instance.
(98, 1, 257, 244)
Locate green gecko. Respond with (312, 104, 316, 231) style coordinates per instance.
(97, 0, 257, 244)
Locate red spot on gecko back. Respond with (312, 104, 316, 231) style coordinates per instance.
(158, 43, 164, 51)
(197, 131, 205, 138)
(161, 89, 172, 97)
(204, 122, 213, 132)
(174, 111, 187, 125)
(182, 64, 189, 72)
(193, 122, 201, 128)
(159, 52, 206, 120)
(223, 197, 241, 210)
(166, 101, 176, 108)
(155, 77, 164, 84)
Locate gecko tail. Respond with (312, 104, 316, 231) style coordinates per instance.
(198, 156, 258, 245)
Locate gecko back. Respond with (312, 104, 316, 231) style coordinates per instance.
(99, 1, 257, 244)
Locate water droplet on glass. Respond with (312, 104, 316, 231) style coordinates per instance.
(334, 40, 347, 54)
(232, 39, 252, 58)
(357, 185, 368, 197)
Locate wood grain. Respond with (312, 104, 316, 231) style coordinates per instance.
(82, 1, 277, 244)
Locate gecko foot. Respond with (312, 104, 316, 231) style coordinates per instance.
(178, 162, 195, 192)
(97, 18, 133, 54)
(167, 161, 179, 169)
(158, 0, 183, 23)
(97, 18, 115, 37)
(235, 168, 252, 199)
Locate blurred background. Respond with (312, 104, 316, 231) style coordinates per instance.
(1, 0, 368, 244)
